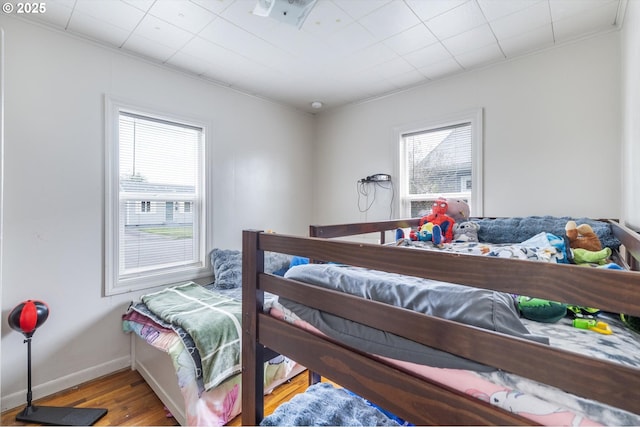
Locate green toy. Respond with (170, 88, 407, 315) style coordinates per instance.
(571, 247, 612, 265)
(516, 296, 567, 323)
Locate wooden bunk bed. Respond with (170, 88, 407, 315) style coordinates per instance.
(241, 217, 640, 426)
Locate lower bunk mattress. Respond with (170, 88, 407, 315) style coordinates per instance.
(271, 263, 640, 426)
(123, 283, 303, 426)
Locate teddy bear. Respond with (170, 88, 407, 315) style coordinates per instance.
(453, 221, 480, 242)
(565, 220, 602, 251)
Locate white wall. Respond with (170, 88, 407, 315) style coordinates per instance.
(0, 16, 314, 410)
(622, 0, 640, 228)
(314, 31, 622, 224)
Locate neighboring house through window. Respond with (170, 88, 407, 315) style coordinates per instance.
(396, 109, 483, 218)
(105, 97, 212, 295)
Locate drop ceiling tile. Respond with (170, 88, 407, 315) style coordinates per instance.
(369, 56, 416, 80)
(385, 68, 429, 88)
(426, 0, 488, 40)
(198, 50, 263, 86)
(351, 75, 399, 99)
(383, 24, 438, 56)
(199, 17, 291, 66)
(404, 0, 467, 21)
(324, 22, 377, 55)
(218, 0, 280, 37)
(122, 0, 155, 13)
(132, 15, 195, 50)
(302, 0, 354, 36)
(477, 0, 544, 21)
(74, 0, 145, 31)
(549, 0, 617, 21)
(498, 23, 554, 57)
(418, 57, 463, 79)
(180, 36, 235, 64)
(67, 11, 131, 46)
(403, 42, 453, 69)
(553, 1, 619, 42)
(190, 0, 236, 15)
(166, 51, 214, 75)
(490, 0, 551, 40)
(148, 0, 217, 33)
(332, 0, 391, 20)
(17, 0, 74, 29)
(348, 43, 399, 70)
(454, 42, 504, 69)
(256, 24, 329, 57)
(358, 1, 421, 40)
(442, 24, 497, 55)
(122, 34, 178, 62)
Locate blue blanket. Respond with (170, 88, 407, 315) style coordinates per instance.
(261, 383, 401, 426)
(475, 216, 620, 249)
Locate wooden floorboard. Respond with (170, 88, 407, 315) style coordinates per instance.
(1, 369, 178, 426)
(1, 368, 313, 426)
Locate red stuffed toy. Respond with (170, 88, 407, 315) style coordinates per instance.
(419, 198, 456, 243)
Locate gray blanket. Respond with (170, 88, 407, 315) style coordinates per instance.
(281, 264, 548, 371)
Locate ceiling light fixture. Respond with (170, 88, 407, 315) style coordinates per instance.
(311, 101, 323, 109)
(253, 0, 318, 29)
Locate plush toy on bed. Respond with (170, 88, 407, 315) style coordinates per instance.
(409, 198, 456, 247)
(516, 296, 567, 323)
(453, 221, 479, 242)
(445, 198, 470, 223)
(564, 220, 612, 265)
(565, 220, 602, 251)
(411, 222, 442, 244)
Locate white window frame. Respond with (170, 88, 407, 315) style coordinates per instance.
(104, 96, 213, 296)
(394, 109, 483, 218)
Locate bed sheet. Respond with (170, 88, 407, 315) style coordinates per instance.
(123, 286, 301, 426)
(397, 231, 568, 263)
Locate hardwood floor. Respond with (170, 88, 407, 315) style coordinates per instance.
(1, 369, 310, 426)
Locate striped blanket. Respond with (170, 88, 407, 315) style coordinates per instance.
(142, 282, 242, 390)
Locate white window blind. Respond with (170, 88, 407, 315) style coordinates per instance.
(405, 123, 471, 197)
(105, 99, 210, 295)
(119, 112, 202, 275)
(397, 110, 482, 218)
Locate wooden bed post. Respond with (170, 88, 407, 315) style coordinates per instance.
(241, 230, 265, 426)
(610, 220, 640, 271)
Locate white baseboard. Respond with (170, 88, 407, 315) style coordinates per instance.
(1, 356, 131, 412)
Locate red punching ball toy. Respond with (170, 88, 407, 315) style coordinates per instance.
(8, 300, 107, 425)
(8, 300, 49, 338)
